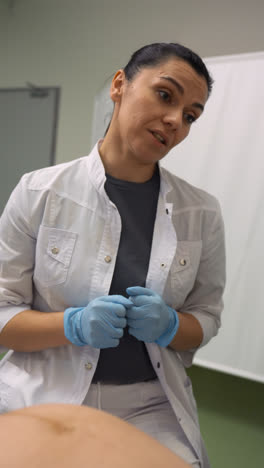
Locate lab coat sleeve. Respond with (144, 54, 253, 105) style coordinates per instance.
(177, 200, 226, 366)
(0, 175, 37, 348)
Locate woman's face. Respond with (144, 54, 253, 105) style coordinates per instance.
(110, 58, 208, 166)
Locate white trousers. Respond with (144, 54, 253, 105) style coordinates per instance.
(83, 379, 201, 467)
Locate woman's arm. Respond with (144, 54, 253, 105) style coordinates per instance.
(0, 309, 70, 352)
(0, 176, 71, 352)
(169, 312, 203, 351)
(170, 201, 226, 352)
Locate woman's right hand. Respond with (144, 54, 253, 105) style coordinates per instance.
(64, 295, 133, 348)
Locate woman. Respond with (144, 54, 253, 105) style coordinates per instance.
(0, 43, 225, 467)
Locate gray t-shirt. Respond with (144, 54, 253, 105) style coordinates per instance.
(92, 166, 160, 384)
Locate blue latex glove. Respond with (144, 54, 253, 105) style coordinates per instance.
(126, 286, 179, 347)
(64, 295, 133, 348)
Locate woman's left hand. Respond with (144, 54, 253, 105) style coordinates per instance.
(126, 286, 179, 347)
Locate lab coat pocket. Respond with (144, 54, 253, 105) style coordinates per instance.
(170, 241, 202, 305)
(34, 226, 77, 287)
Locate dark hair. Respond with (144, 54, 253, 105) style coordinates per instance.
(123, 42, 213, 95)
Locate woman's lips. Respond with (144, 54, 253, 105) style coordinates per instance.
(149, 130, 167, 146)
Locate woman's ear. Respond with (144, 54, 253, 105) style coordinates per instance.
(110, 70, 126, 103)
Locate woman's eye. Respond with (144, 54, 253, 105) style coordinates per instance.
(184, 113, 196, 124)
(158, 90, 171, 102)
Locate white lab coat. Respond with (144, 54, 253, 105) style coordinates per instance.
(0, 142, 225, 467)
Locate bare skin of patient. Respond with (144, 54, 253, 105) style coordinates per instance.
(0, 404, 191, 468)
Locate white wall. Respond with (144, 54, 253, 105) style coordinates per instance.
(2, 0, 264, 163)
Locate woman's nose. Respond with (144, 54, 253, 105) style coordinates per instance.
(163, 109, 183, 130)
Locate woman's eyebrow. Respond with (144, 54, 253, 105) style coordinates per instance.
(160, 76, 185, 95)
(160, 76, 204, 112)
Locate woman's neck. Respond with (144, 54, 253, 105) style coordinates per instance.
(99, 136, 156, 183)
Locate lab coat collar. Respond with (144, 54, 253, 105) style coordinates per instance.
(86, 140, 174, 200)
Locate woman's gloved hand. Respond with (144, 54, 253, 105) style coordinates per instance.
(64, 295, 133, 348)
(126, 286, 179, 347)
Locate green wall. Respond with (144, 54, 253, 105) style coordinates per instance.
(188, 366, 264, 468)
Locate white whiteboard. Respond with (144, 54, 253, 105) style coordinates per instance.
(91, 52, 264, 383)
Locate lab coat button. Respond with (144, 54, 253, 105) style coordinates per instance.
(104, 255, 112, 263)
(51, 247, 59, 255)
(85, 362, 93, 370)
(179, 258, 186, 266)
